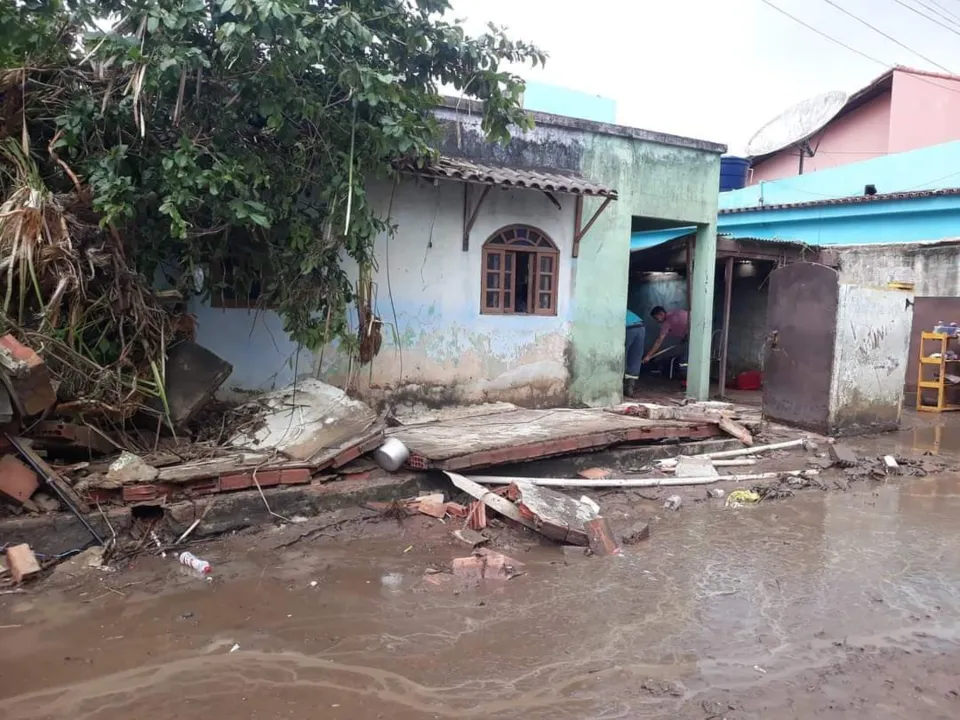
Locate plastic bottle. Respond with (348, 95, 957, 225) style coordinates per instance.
(179, 551, 211, 574)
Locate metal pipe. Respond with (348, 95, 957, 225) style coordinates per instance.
(692, 437, 809, 460)
(468, 470, 814, 489)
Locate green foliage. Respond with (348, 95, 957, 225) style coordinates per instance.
(0, 0, 544, 349)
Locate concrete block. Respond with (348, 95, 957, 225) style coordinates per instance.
(6, 543, 41, 583)
(0, 455, 39, 504)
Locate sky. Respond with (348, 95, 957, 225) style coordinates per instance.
(448, 0, 960, 153)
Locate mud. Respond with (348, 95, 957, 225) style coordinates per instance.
(4, 415, 960, 718)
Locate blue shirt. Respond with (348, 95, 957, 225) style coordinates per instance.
(626, 310, 643, 327)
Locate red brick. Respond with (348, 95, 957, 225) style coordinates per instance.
(123, 484, 160, 502)
(252, 470, 281, 487)
(185, 479, 218, 496)
(0, 334, 57, 416)
(279, 468, 311, 485)
(466, 501, 487, 531)
(451, 555, 485, 579)
(407, 454, 429, 470)
(416, 499, 447, 518)
(6, 543, 41, 583)
(218, 472, 253, 492)
(0, 455, 38, 504)
(445, 502, 469, 519)
(84, 488, 117, 505)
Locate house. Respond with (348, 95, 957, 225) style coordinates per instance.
(749, 66, 960, 183)
(190, 98, 726, 407)
(630, 139, 960, 432)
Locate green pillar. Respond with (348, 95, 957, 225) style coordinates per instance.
(686, 221, 717, 400)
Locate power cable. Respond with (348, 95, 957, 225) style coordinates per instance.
(819, 0, 955, 73)
(758, 0, 887, 67)
(889, 0, 960, 38)
(916, 0, 960, 30)
(760, 0, 960, 99)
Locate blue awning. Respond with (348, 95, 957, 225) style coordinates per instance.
(630, 227, 694, 252)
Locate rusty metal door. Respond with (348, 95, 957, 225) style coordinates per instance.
(764, 262, 840, 432)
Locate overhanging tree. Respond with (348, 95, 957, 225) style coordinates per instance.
(0, 0, 544, 386)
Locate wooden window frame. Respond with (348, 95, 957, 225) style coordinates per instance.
(480, 224, 559, 316)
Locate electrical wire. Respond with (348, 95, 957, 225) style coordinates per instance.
(819, 0, 955, 73)
(759, 0, 888, 67)
(915, 0, 960, 31)
(760, 0, 960, 100)
(890, 0, 960, 37)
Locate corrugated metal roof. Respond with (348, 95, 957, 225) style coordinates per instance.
(718, 233, 819, 247)
(399, 156, 618, 198)
(719, 187, 960, 214)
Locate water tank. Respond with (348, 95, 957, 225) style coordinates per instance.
(719, 156, 750, 192)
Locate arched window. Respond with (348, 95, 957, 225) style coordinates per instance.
(480, 225, 559, 316)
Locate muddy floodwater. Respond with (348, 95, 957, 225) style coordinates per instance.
(4, 428, 960, 718)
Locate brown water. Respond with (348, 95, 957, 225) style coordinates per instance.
(4, 416, 960, 719)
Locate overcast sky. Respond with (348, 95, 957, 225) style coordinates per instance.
(449, 0, 960, 153)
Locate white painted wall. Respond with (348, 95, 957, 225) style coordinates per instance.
(829, 284, 913, 433)
(337, 176, 577, 406)
(193, 175, 580, 406)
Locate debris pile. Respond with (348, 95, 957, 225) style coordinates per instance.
(1, 380, 953, 589)
(445, 471, 622, 558)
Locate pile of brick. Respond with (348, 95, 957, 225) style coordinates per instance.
(0, 335, 61, 514)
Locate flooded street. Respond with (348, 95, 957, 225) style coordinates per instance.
(4, 464, 960, 719)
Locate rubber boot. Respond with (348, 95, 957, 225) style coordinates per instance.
(623, 377, 636, 398)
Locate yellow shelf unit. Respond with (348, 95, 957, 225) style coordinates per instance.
(917, 331, 960, 412)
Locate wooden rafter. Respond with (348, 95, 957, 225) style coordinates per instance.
(572, 195, 615, 257)
(462, 184, 492, 252)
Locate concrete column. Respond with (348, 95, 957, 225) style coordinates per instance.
(686, 221, 717, 400)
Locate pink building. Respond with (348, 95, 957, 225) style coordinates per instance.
(750, 67, 960, 184)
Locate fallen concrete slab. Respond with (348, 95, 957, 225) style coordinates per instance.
(393, 407, 722, 471)
(230, 379, 383, 465)
(509, 480, 597, 546)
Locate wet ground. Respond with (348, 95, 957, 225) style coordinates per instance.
(4, 413, 960, 719)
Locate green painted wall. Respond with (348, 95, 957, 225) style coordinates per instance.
(570, 135, 721, 405)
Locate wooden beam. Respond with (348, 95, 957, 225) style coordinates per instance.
(542, 191, 562, 211)
(718, 256, 734, 399)
(573, 196, 583, 257)
(462, 183, 469, 252)
(462, 184, 491, 251)
(572, 195, 614, 258)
